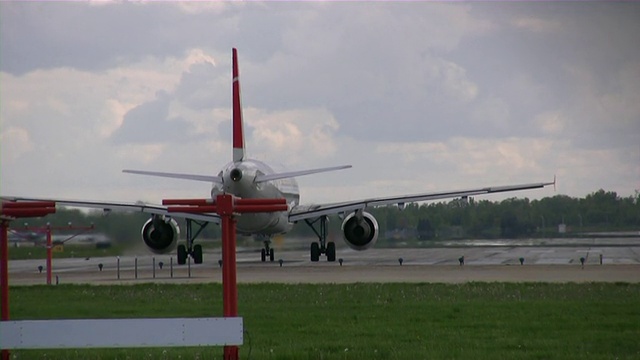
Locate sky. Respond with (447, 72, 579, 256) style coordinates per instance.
(1, 1, 639, 206)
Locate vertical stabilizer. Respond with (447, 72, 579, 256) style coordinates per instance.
(232, 48, 245, 162)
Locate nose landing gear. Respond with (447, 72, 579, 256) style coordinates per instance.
(259, 237, 275, 262)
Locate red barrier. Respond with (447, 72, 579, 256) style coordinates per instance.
(2, 201, 55, 209)
(162, 198, 213, 206)
(1, 208, 56, 218)
(166, 206, 219, 213)
(234, 204, 288, 213)
(234, 198, 286, 205)
(166, 204, 288, 214)
(17, 223, 94, 285)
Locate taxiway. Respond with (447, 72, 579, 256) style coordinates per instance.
(8, 246, 640, 285)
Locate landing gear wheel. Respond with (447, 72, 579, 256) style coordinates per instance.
(177, 245, 187, 265)
(182, 218, 209, 266)
(310, 242, 320, 262)
(193, 244, 203, 264)
(259, 237, 274, 262)
(326, 242, 336, 262)
(305, 216, 335, 262)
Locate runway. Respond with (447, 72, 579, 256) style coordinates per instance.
(8, 246, 640, 285)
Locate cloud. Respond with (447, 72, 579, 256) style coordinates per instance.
(241, 107, 341, 166)
(511, 17, 562, 33)
(116, 143, 166, 165)
(0, 127, 34, 162)
(0, 2, 237, 75)
(175, 2, 228, 15)
(471, 96, 510, 132)
(1, 1, 639, 205)
(174, 60, 219, 110)
(534, 111, 565, 136)
(108, 50, 225, 145)
(438, 60, 479, 102)
(110, 90, 190, 144)
(561, 62, 640, 150)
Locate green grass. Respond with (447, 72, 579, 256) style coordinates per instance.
(7, 283, 640, 359)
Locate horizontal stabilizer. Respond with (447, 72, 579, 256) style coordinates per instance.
(123, 170, 223, 184)
(255, 165, 352, 183)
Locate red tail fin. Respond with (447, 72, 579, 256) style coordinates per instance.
(232, 48, 245, 162)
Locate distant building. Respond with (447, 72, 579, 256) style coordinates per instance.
(558, 224, 567, 234)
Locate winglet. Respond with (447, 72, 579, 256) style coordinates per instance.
(232, 48, 245, 162)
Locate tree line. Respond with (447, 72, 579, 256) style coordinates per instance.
(11, 189, 639, 244)
(369, 189, 640, 240)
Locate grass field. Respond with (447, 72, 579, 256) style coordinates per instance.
(7, 282, 640, 359)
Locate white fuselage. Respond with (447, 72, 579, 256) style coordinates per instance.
(211, 159, 299, 235)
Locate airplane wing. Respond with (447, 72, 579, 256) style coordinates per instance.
(289, 180, 555, 222)
(1, 196, 220, 224)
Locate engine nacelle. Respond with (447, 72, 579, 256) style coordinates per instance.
(341, 210, 379, 251)
(141, 216, 180, 254)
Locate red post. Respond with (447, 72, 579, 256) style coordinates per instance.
(16, 222, 92, 285)
(163, 196, 287, 360)
(218, 195, 239, 360)
(46, 225, 52, 285)
(1, 220, 10, 360)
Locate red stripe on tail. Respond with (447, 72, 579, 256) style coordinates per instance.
(232, 48, 245, 162)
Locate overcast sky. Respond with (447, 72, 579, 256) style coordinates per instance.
(1, 2, 638, 206)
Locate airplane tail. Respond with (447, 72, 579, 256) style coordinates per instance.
(232, 48, 245, 163)
(123, 48, 351, 184)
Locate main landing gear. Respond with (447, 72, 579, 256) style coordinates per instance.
(258, 235, 275, 262)
(177, 219, 208, 265)
(305, 216, 336, 262)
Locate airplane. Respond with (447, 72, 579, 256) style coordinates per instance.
(2, 48, 555, 264)
(7, 230, 43, 245)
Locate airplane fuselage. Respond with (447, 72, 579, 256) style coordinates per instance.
(214, 159, 299, 235)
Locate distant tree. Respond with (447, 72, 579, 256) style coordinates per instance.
(500, 212, 520, 238)
(416, 218, 435, 240)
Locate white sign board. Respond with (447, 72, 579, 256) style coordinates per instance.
(1, 317, 243, 349)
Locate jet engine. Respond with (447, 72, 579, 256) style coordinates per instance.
(341, 210, 379, 251)
(141, 215, 180, 254)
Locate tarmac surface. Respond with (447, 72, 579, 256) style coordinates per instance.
(8, 246, 640, 285)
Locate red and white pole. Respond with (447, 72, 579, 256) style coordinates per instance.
(218, 194, 239, 360)
(1, 220, 10, 360)
(1, 201, 56, 360)
(46, 225, 52, 285)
